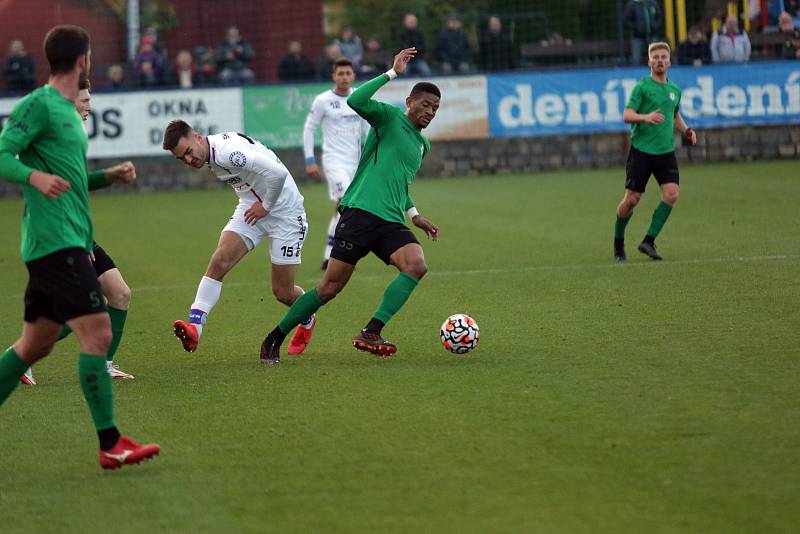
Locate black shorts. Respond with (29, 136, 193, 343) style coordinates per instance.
(625, 146, 680, 193)
(91, 242, 117, 276)
(330, 207, 420, 266)
(24, 247, 106, 324)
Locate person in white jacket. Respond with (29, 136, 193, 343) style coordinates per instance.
(711, 14, 751, 63)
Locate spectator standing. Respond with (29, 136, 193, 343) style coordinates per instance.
(436, 14, 470, 74)
(316, 43, 342, 80)
(2, 40, 36, 92)
(133, 36, 164, 87)
(397, 13, 432, 76)
(334, 26, 363, 71)
(217, 25, 255, 85)
(278, 41, 315, 81)
(478, 15, 514, 71)
(710, 14, 751, 63)
(166, 49, 198, 88)
(624, 0, 663, 64)
(360, 36, 392, 75)
(677, 27, 712, 65)
(103, 64, 128, 92)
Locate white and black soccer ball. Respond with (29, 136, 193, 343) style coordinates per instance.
(440, 314, 480, 354)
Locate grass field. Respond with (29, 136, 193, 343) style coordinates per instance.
(0, 160, 798, 533)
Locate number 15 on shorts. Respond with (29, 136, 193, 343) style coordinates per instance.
(280, 244, 301, 258)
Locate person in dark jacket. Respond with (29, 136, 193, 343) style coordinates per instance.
(436, 14, 470, 74)
(216, 26, 255, 85)
(397, 13, 431, 76)
(478, 15, 514, 71)
(2, 40, 36, 93)
(277, 40, 315, 81)
(624, 0, 663, 64)
(677, 27, 712, 66)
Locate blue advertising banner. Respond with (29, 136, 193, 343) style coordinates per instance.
(488, 62, 800, 138)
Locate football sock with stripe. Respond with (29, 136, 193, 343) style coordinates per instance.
(279, 289, 324, 335)
(107, 306, 128, 362)
(372, 272, 419, 325)
(645, 201, 673, 241)
(190, 276, 223, 336)
(0, 347, 28, 405)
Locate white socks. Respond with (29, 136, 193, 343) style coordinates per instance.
(189, 276, 223, 336)
(323, 212, 340, 261)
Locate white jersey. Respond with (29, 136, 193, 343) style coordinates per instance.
(303, 88, 370, 168)
(207, 132, 304, 215)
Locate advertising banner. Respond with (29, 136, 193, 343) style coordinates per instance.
(488, 62, 800, 138)
(243, 75, 488, 149)
(0, 87, 243, 158)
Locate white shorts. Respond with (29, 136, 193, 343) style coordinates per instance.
(323, 163, 357, 201)
(222, 201, 308, 265)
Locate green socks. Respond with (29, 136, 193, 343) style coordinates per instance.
(373, 272, 419, 324)
(646, 201, 673, 239)
(0, 347, 28, 405)
(279, 289, 325, 334)
(107, 306, 128, 362)
(79, 353, 116, 431)
(615, 213, 632, 240)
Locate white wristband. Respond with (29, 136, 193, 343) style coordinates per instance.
(406, 206, 419, 218)
(385, 69, 398, 80)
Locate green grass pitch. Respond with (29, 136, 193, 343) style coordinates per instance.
(0, 160, 798, 533)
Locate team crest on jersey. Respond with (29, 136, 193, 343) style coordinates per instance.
(229, 151, 247, 167)
(669, 92, 676, 101)
(420, 144, 424, 155)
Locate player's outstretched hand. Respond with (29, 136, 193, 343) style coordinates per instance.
(244, 203, 268, 225)
(645, 110, 665, 124)
(29, 171, 70, 199)
(306, 163, 321, 179)
(412, 215, 439, 241)
(392, 48, 417, 76)
(106, 161, 137, 184)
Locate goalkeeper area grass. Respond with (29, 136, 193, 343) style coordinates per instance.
(0, 160, 798, 533)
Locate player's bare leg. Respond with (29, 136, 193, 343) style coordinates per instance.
(174, 231, 249, 352)
(98, 268, 134, 378)
(271, 264, 317, 356)
(614, 189, 641, 262)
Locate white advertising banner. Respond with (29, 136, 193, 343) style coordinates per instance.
(0, 87, 243, 158)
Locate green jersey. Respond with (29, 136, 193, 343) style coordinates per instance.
(0, 85, 93, 262)
(626, 76, 682, 155)
(342, 75, 430, 224)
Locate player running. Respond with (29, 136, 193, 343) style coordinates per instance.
(163, 121, 316, 356)
(260, 47, 440, 364)
(303, 58, 370, 270)
(614, 42, 697, 261)
(21, 76, 135, 385)
(0, 25, 159, 469)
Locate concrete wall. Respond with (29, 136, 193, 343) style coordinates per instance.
(0, 125, 797, 198)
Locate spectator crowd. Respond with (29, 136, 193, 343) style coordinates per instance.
(3, 8, 798, 94)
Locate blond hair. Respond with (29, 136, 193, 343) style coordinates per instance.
(648, 42, 671, 56)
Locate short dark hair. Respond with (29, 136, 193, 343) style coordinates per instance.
(44, 25, 90, 75)
(78, 73, 91, 91)
(333, 58, 354, 72)
(163, 119, 193, 151)
(409, 82, 441, 99)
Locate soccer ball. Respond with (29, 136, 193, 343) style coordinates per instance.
(440, 314, 480, 354)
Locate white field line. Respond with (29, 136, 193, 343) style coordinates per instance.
(127, 254, 799, 294)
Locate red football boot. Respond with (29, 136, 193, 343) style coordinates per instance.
(287, 314, 316, 355)
(173, 320, 199, 353)
(352, 330, 397, 357)
(99, 435, 160, 470)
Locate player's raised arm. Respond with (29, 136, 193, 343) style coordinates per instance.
(347, 47, 417, 126)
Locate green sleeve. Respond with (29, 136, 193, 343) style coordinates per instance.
(404, 195, 415, 211)
(347, 74, 395, 127)
(88, 169, 108, 190)
(625, 83, 643, 111)
(0, 94, 48, 183)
